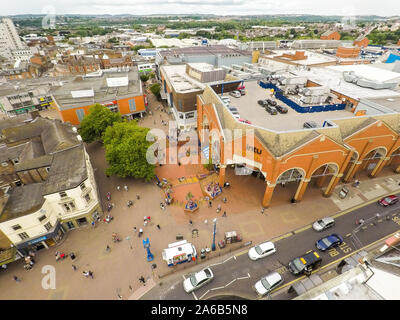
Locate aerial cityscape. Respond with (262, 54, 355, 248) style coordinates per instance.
(0, 0, 400, 308)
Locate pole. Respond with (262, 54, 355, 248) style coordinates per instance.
(212, 218, 217, 251)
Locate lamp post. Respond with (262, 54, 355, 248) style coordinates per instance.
(211, 218, 217, 251)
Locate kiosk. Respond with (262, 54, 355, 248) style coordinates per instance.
(162, 240, 197, 267)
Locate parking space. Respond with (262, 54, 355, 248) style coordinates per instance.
(220, 80, 354, 131)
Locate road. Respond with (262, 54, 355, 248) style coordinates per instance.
(142, 194, 400, 300)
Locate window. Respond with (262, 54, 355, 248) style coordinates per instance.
(38, 215, 46, 222)
(18, 232, 29, 240)
(46, 167, 50, 173)
(84, 193, 91, 203)
(44, 222, 52, 232)
(59, 191, 67, 198)
(186, 112, 195, 119)
(80, 182, 86, 191)
(62, 201, 76, 212)
(12, 224, 21, 231)
(15, 180, 22, 187)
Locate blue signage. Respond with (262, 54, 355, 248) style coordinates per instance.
(28, 236, 47, 245)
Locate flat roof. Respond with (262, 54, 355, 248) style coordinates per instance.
(265, 49, 337, 66)
(51, 69, 142, 110)
(327, 64, 400, 83)
(363, 96, 400, 112)
(219, 80, 355, 131)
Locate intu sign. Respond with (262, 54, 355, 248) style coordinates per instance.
(246, 144, 262, 155)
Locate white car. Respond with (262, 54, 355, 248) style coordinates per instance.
(229, 90, 241, 98)
(312, 217, 335, 232)
(183, 268, 214, 293)
(254, 271, 283, 296)
(248, 241, 276, 261)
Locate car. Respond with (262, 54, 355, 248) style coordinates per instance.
(312, 217, 335, 232)
(238, 88, 246, 95)
(268, 99, 277, 107)
(238, 118, 252, 124)
(228, 106, 238, 112)
(257, 100, 265, 106)
(288, 251, 322, 276)
(378, 195, 399, 207)
(183, 268, 214, 293)
(265, 105, 278, 115)
(248, 241, 276, 261)
(315, 234, 343, 252)
(254, 271, 283, 296)
(275, 104, 288, 114)
(303, 121, 318, 129)
(221, 96, 230, 103)
(229, 90, 241, 98)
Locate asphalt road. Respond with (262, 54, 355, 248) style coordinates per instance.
(142, 194, 400, 300)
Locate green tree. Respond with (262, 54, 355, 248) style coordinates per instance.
(78, 104, 123, 143)
(103, 122, 155, 181)
(149, 83, 161, 99)
(140, 74, 150, 82)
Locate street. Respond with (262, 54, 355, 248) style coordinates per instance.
(142, 194, 400, 300)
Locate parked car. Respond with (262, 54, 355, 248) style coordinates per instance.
(378, 195, 399, 207)
(228, 106, 238, 112)
(312, 217, 335, 232)
(221, 96, 230, 104)
(238, 118, 252, 124)
(248, 241, 276, 261)
(229, 90, 241, 98)
(275, 104, 288, 114)
(254, 271, 283, 296)
(265, 105, 278, 115)
(315, 234, 343, 252)
(257, 100, 265, 106)
(183, 268, 214, 293)
(267, 99, 277, 106)
(238, 88, 246, 95)
(303, 121, 318, 129)
(288, 251, 322, 276)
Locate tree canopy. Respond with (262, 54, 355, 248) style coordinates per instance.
(78, 104, 123, 143)
(103, 122, 156, 181)
(149, 83, 161, 98)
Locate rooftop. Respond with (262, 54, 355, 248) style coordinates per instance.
(51, 68, 142, 110)
(219, 80, 354, 132)
(158, 45, 251, 58)
(263, 49, 337, 66)
(327, 64, 400, 83)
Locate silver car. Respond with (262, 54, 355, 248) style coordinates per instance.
(312, 217, 335, 232)
(183, 268, 214, 293)
(254, 271, 283, 296)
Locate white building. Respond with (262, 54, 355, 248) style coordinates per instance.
(0, 18, 25, 60)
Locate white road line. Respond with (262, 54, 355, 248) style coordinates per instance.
(192, 291, 198, 300)
(209, 255, 235, 267)
(248, 273, 250, 278)
(225, 278, 237, 287)
(210, 286, 225, 291)
(233, 255, 237, 260)
(182, 275, 186, 280)
(198, 290, 210, 300)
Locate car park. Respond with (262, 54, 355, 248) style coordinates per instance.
(265, 105, 278, 115)
(254, 271, 283, 296)
(315, 234, 343, 252)
(229, 90, 241, 98)
(303, 121, 318, 129)
(288, 251, 322, 276)
(183, 268, 214, 293)
(275, 104, 288, 114)
(248, 241, 276, 261)
(312, 217, 335, 232)
(378, 195, 399, 207)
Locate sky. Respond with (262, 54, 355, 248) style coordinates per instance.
(2, 0, 400, 17)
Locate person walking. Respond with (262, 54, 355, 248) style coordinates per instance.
(117, 186, 121, 191)
(208, 200, 212, 208)
(72, 265, 77, 271)
(222, 197, 227, 203)
(70, 252, 76, 261)
(189, 220, 193, 226)
(222, 211, 227, 217)
(261, 208, 265, 214)
(139, 276, 146, 285)
(156, 224, 161, 230)
(133, 227, 137, 233)
(124, 185, 128, 191)
(13, 275, 21, 283)
(106, 245, 111, 252)
(88, 271, 94, 279)
(136, 194, 140, 200)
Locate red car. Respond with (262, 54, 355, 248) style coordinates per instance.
(238, 118, 252, 124)
(378, 195, 399, 207)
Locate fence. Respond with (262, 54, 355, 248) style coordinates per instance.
(258, 80, 346, 114)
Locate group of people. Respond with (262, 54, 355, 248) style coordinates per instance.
(23, 252, 35, 270)
(206, 182, 222, 198)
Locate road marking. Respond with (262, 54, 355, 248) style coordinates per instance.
(346, 233, 351, 237)
(210, 286, 225, 291)
(294, 225, 312, 234)
(208, 255, 235, 267)
(182, 275, 186, 280)
(192, 291, 198, 300)
(198, 290, 210, 300)
(235, 250, 248, 257)
(199, 273, 252, 300)
(271, 228, 400, 294)
(233, 255, 237, 260)
(225, 279, 237, 287)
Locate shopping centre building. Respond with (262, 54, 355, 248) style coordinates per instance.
(196, 66, 400, 207)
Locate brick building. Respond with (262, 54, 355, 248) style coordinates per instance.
(320, 30, 341, 41)
(354, 36, 369, 48)
(336, 47, 360, 59)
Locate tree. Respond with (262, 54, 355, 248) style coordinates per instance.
(78, 104, 123, 143)
(140, 74, 150, 82)
(103, 122, 155, 181)
(149, 83, 161, 99)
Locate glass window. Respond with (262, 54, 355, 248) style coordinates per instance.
(59, 191, 67, 198)
(12, 224, 21, 231)
(38, 215, 46, 222)
(44, 222, 52, 232)
(80, 182, 86, 190)
(84, 193, 91, 203)
(18, 232, 29, 240)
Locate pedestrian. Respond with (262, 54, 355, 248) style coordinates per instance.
(208, 200, 212, 208)
(1, 264, 7, 270)
(156, 224, 161, 230)
(281, 182, 285, 188)
(261, 208, 265, 214)
(133, 227, 137, 232)
(139, 276, 146, 285)
(91, 221, 95, 228)
(70, 252, 76, 260)
(117, 186, 120, 191)
(222, 197, 227, 203)
(216, 204, 221, 213)
(124, 185, 128, 191)
(72, 264, 77, 271)
(117, 294, 123, 300)
(13, 275, 21, 283)
(82, 271, 89, 278)
(129, 285, 133, 291)
(222, 211, 227, 217)
(189, 220, 193, 226)
(136, 194, 140, 200)
(106, 245, 111, 252)
(88, 271, 94, 279)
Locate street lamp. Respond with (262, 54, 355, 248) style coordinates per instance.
(211, 218, 217, 251)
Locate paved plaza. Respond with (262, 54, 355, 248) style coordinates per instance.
(1, 89, 400, 300)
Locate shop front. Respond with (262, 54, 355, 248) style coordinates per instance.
(16, 221, 65, 256)
(61, 207, 101, 231)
